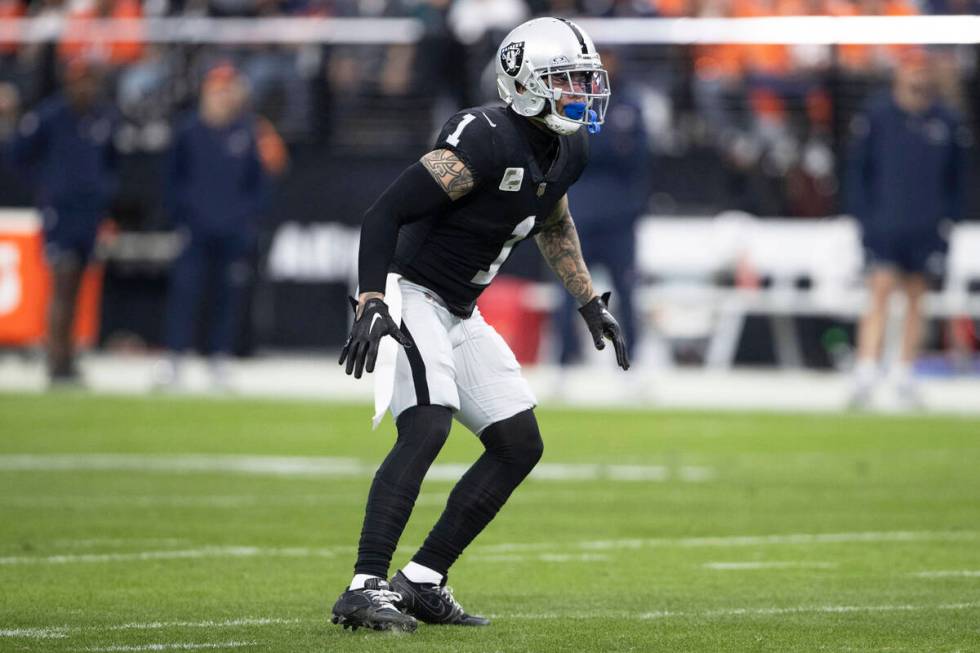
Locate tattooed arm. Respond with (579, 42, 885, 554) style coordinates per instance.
(535, 195, 597, 306)
(356, 153, 468, 302)
(419, 148, 476, 200)
(538, 195, 631, 369)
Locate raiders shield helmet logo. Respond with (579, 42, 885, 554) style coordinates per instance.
(500, 41, 524, 77)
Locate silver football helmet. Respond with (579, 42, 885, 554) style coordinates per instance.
(495, 17, 610, 136)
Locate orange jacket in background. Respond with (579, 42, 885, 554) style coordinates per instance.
(0, 0, 25, 56)
(256, 116, 289, 178)
(59, 0, 145, 66)
(830, 0, 917, 71)
(732, 0, 793, 76)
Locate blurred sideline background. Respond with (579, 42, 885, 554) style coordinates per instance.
(1, 1, 979, 413)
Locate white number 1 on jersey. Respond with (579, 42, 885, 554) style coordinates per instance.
(471, 216, 536, 285)
(446, 114, 476, 147)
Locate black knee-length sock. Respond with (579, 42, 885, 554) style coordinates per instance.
(411, 409, 543, 576)
(353, 405, 452, 578)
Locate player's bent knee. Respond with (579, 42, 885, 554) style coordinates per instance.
(480, 409, 544, 473)
(395, 405, 453, 448)
(515, 436, 544, 474)
(374, 405, 454, 486)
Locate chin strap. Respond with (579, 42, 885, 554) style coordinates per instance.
(540, 113, 581, 136)
(562, 102, 601, 134)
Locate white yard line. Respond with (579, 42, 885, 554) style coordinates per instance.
(7, 603, 980, 642)
(470, 553, 609, 563)
(578, 530, 980, 550)
(0, 627, 70, 639)
(689, 601, 980, 618)
(1, 618, 304, 640)
(53, 538, 190, 548)
(0, 454, 365, 477)
(913, 570, 980, 578)
(3, 530, 974, 566)
(646, 602, 980, 619)
(0, 454, 714, 483)
(488, 602, 980, 620)
(0, 546, 335, 566)
(0, 494, 367, 509)
(539, 553, 610, 562)
(86, 642, 255, 652)
(703, 561, 838, 570)
(477, 530, 979, 554)
(107, 618, 303, 631)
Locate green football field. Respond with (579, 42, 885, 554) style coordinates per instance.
(1, 392, 978, 652)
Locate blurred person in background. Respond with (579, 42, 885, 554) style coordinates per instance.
(0, 81, 32, 205)
(446, 0, 529, 104)
(557, 49, 648, 366)
(846, 48, 971, 409)
(0, 81, 18, 141)
(156, 63, 270, 390)
(7, 59, 118, 385)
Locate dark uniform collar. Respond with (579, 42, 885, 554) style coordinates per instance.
(506, 107, 566, 185)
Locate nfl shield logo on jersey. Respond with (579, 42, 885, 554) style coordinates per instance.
(499, 167, 525, 192)
(500, 41, 524, 77)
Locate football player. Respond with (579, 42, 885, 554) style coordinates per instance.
(330, 17, 629, 633)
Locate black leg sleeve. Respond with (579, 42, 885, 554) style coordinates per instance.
(411, 409, 543, 576)
(354, 405, 453, 578)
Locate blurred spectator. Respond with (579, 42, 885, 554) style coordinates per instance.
(208, 0, 282, 17)
(410, 0, 471, 111)
(15, 0, 66, 106)
(0, 81, 19, 143)
(7, 59, 118, 384)
(156, 63, 271, 389)
(922, 0, 980, 13)
(448, 0, 529, 103)
(847, 49, 971, 408)
(557, 50, 650, 365)
(0, 81, 33, 205)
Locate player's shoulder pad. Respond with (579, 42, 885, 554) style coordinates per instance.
(434, 106, 502, 181)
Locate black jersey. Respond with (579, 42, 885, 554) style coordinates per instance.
(391, 104, 589, 317)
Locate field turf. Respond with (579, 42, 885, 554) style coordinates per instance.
(0, 392, 978, 652)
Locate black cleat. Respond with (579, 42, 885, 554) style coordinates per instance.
(330, 578, 417, 633)
(390, 570, 490, 626)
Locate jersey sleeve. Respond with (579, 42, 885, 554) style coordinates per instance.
(433, 110, 499, 186)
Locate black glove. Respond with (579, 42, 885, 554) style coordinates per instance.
(578, 291, 630, 371)
(338, 296, 413, 379)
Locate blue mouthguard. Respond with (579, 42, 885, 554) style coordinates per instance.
(562, 102, 601, 134)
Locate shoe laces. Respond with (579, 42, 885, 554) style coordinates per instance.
(435, 584, 464, 614)
(364, 587, 403, 610)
